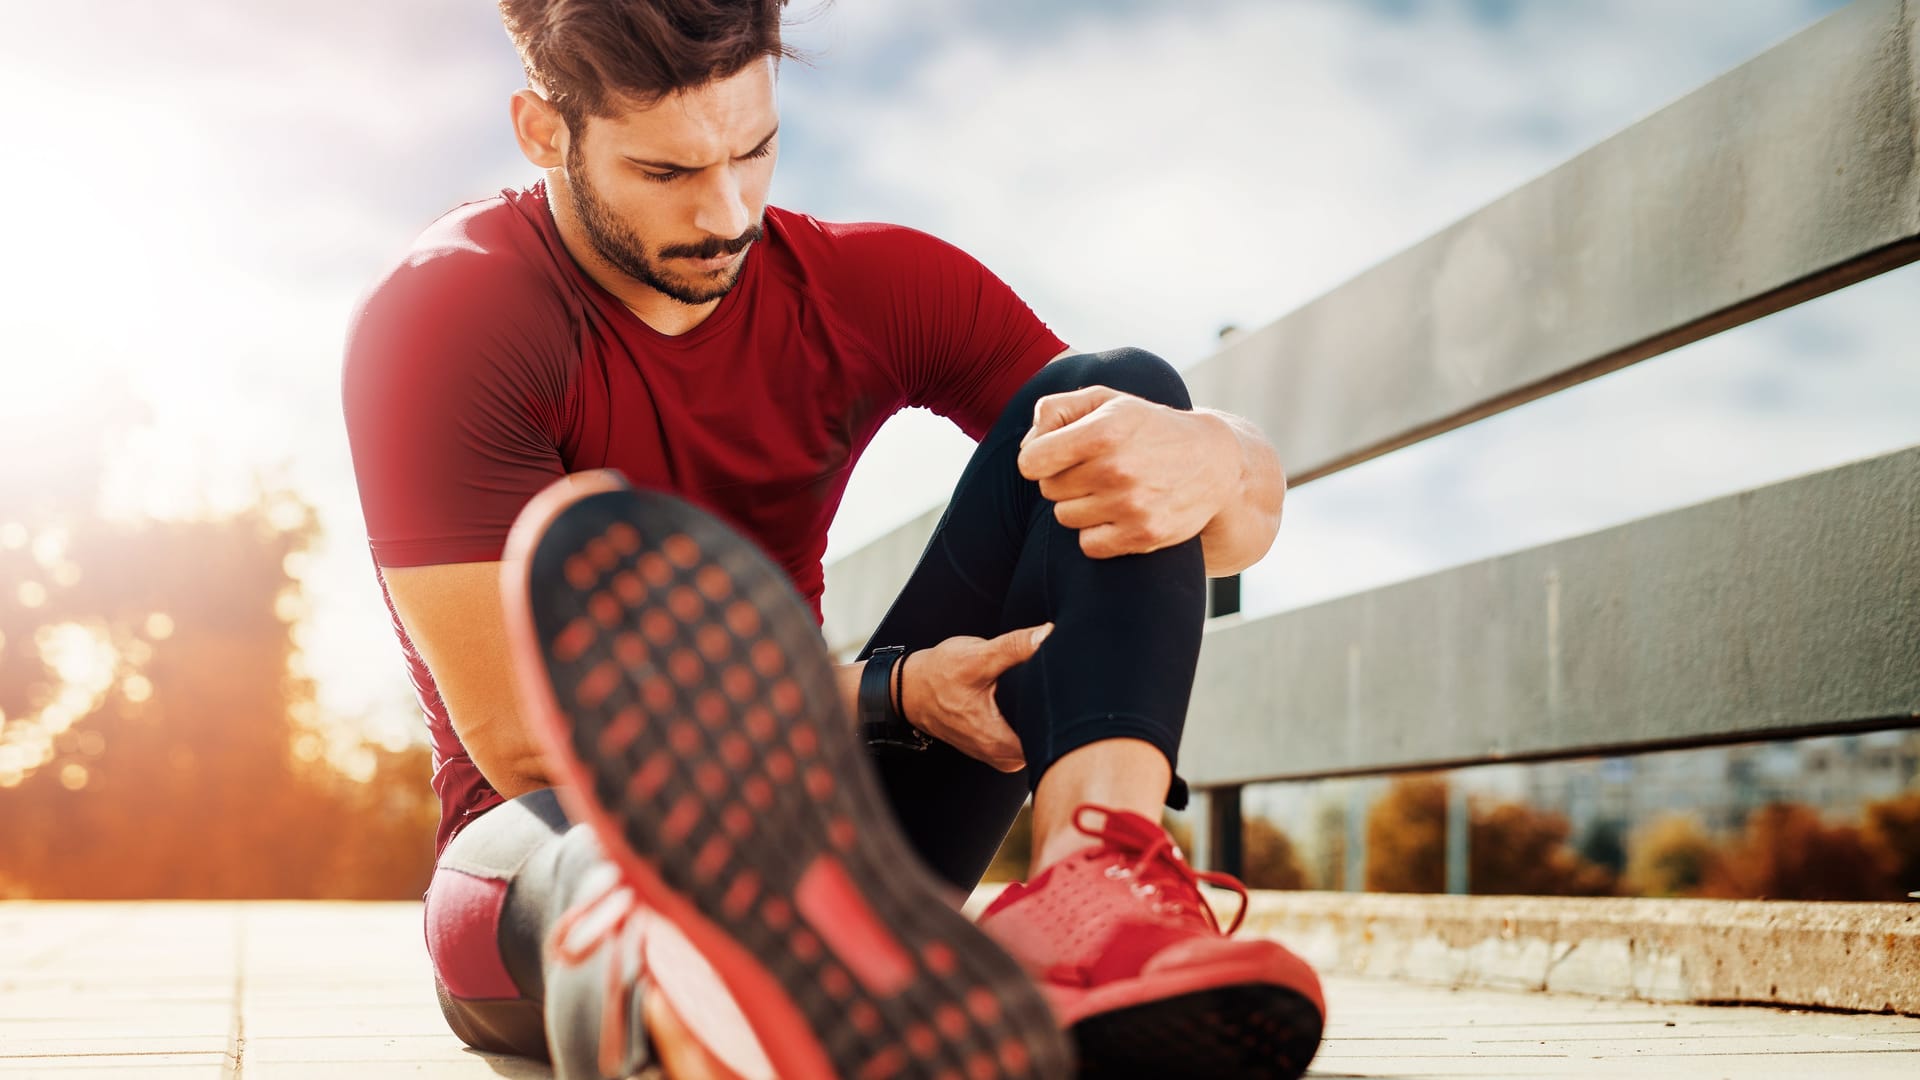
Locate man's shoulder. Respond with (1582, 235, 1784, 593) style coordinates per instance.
(765, 206, 969, 270)
(354, 183, 568, 329)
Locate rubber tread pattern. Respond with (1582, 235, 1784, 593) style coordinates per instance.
(522, 489, 1073, 1080)
(1071, 983, 1323, 1078)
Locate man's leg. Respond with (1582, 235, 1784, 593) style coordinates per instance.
(857, 347, 1205, 890)
(860, 348, 1324, 1078)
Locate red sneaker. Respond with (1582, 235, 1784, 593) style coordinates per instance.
(505, 473, 1073, 1080)
(979, 806, 1324, 1078)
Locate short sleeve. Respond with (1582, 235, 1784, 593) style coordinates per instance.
(341, 251, 574, 568)
(844, 226, 1067, 440)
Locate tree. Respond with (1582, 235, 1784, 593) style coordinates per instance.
(1698, 802, 1898, 901)
(1862, 790, 1920, 898)
(0, 473, 438, 899)
(1623, 813, 1718, 897)
(1365, 775, 1615, 896)
(1242, 815, 1308, 891)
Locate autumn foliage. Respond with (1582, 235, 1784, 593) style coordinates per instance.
(1365, 775, 1616, 896)
(0, 479, 437, 899)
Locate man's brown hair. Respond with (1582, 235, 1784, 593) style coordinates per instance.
(498, 0, 798, 133)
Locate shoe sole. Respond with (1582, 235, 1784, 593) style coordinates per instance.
(503, 474, 1074, 1080)
(1071, 983, 1322, 1079)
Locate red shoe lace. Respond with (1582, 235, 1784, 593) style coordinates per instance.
(1074, 805, 1249, 935)
(547, 874, 651, 1078)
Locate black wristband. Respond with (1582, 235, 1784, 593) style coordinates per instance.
(860, 646, 929, 752)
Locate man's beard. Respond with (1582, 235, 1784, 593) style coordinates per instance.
(565, 142, 762, 307)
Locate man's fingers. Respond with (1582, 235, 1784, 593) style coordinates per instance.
(980, 622, 1053, 674)
(1022, 385, 1120, 447)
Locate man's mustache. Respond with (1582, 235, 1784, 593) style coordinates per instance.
(661, 223, 764, 260)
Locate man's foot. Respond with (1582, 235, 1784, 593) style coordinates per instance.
(979, 806, 1324, 1079)
(503, 472, 1074, 1080)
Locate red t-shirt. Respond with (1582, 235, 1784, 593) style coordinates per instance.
(342, 180, 1065, 856)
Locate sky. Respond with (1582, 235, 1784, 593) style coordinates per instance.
(2, 0, 1914, 754)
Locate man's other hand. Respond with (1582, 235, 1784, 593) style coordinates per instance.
(1016, 386, 1240, 559)
(898, 624, 1052, 773)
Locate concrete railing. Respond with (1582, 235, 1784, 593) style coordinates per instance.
(826, 0, 1920, 972)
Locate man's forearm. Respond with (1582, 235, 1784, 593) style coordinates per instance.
(1196, 409, 1286, 577)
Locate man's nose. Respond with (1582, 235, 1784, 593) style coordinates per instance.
(691, 165, 750, 242)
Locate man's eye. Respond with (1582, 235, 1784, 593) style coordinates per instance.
(743, 141, 774, 161)
(642, 168, 682, 183)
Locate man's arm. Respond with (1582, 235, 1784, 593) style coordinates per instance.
(384, 561, 553, 800)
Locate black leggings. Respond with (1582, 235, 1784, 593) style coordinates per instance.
(434, 347, 1208, 1063)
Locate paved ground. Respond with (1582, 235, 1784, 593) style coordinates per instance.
(3, 902, 1918, 1078)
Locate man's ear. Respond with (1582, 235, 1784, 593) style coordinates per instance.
(509, 88, 566, 170)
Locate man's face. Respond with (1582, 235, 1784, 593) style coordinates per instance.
(562, 59, 779, 307)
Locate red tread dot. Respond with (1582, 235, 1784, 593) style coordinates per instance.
(722, 665, 756, 702)
(696, 624, 731, 663)
(606, 522, 641, 554)
(669, 722, 701, 755)
(907, 1024, 938, 1059)
(669, 585, 703, 622)
(744, 706, 776, 743)
(695, 762, 727, 797)
(574, 663, 620, 709)
(695, 690, 728, 728)
(752, 641, 786, 678)
(743, 776, 773, 810)
(761, 896, 792, 930)
(663, 534, 701, 568)
(720, 734, 751, 770)
(722, 803, 753, 838)
(965, 988, 1001, 1026)
(597, 707, 645, 759)
(923, 942, 956, 977)
(770, 679, 802, 715)
(553, 618, 597, 663)
(661, 794, 702, 843)
(998, 1040, 1030, 1075)
(829, 817, 857, 851)
(936, 1004, 967, 1039)
(668, 649, 703, 686)
(589, 593, 622, 627)
(630, 755, 671, 801)
(696, 564, 732, 601)
(641, 676, 674, 712)
(967, 1053, 996, 1080)
(767, 749, 795, 783)
(860, 1047, 906, 1080)
(613, 571, 645, 605)
(722, 871, 760, 918)
(820, 964, 853, 1001)
(586, 538, 616, 569)
(694, 835, 732, 880)
(790, 726, 818, 758)
(639, 553, 672, 587)
(565, 554, 597, 589)
(849, 1001, 880, 1036)
(725, 601, 761, 637)
(614, 633, 644, 667)
(804, 765, 834, 801)
(791, 927, 821, 962)
(641, 609, 676, 646)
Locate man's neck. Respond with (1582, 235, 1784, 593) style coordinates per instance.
(544, 176, 724, 338)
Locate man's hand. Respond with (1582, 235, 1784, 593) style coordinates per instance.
(1016, 386, 1242, 560)
(898, 624, 1052, 773)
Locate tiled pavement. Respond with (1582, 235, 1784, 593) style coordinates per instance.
(3, 902, 1918, 1078)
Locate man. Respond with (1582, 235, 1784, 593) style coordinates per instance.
(342, 1, 1324, 1077)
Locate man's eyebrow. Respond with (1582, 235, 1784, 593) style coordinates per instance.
(622, 125, 780, 171)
